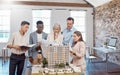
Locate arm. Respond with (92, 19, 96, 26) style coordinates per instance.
(75, 42, 86, 58)
(47, 34, 50, 41)
(45, 33, 48, 40)
(7, 33, 21, 50)
(28, 34, 33, 57)
(29, 33, 33, 44)
(70, 42, 85, 59)
(59, 34, 63, 45)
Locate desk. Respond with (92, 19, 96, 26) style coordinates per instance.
(92, 47, 120, 72)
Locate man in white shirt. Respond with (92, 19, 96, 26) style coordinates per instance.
(28, 21, 48, 59)
(7, 21, 30, 75)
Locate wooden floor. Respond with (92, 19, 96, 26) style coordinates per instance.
(0, 58, 120, 75)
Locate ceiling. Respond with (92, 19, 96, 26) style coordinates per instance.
(85, 0, 112, 7)
(3, 0, 87, 3)
(2, 0, 113, 7)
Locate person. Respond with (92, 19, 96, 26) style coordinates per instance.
(30, 50, 43, 65)
(70, 31, 86, 74)
(47, 23, 63, 45)
(62, 17, 77, 46)
(28, 20, 48, 59)
(7, 21, 30, 75)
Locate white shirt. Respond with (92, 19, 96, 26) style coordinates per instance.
(7, 32, 29, 54)
(47, 32, 63, 45)
(37, 33, 42, 42)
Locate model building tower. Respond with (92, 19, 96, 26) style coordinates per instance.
(47, 45, 69, 68)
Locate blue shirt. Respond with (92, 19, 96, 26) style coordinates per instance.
(62, 27, 76, 46)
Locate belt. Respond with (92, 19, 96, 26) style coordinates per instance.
(12, 53, 25, 56)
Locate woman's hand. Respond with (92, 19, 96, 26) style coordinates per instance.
(70, 50, 76, 56)
(54, 32, 58, 40)
(37, 41, 42, 46)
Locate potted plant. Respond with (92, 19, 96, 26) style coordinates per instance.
(104, 42, 108, 48)
(42, 58, 48, 68)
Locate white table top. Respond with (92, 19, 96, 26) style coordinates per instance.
(92, 47, 120, 53)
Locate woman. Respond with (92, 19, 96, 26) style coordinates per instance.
(70, 31, 86, 74)
(47, 23, 63, 45)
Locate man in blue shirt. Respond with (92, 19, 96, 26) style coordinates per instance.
(62, 17, 77, 46)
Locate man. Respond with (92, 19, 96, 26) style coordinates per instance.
(7, 21, 30, 75)
(28, 20, 48, 59)
(62, 17, 77, 46)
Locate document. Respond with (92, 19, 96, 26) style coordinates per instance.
(20, 44, 36, 49)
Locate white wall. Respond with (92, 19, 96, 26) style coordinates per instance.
(0, 5, 93, 56)
(85, 9, 93, 47)
(51, 9, 70, 31)
(11, 8, 32, 34)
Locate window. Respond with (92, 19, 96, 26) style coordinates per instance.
(0, 10, 11, 42)
(32, 10, 51, 33)
(70, 10, 86, 41)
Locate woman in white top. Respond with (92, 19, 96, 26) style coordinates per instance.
(47, 23, 63, 45)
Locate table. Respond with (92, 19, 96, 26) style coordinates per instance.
(92, 47, 120, 72)
(32, 72, 84, 75)
(31, 65, 84, 75)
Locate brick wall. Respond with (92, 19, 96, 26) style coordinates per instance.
(95, 0, 120, 49)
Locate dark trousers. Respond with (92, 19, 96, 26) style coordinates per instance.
(9, 53, 25, 75)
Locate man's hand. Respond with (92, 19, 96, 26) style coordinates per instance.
(20, 46, 29, 51)
(13, 45, 21, 50)
(29, 56, 33, 63)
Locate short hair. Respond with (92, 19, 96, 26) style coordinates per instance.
(21, 21, 30, 26)
(36, 21, 44, 25)
(67, 17, 74, 23)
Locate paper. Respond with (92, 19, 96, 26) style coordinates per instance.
(20, 44, 36, 49)
(26, 44, 36, 47)
(69, 64, 81, 72)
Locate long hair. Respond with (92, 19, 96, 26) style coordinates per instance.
(73, 31, 84, 46)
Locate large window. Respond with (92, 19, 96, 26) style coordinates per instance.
(70, 10, 86, 41)
(0, 10, 11, 42)
(32, 10, 51, 33)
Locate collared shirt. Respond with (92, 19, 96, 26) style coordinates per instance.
(62, 27, 76, 46)
(7, 32, 29, 54)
